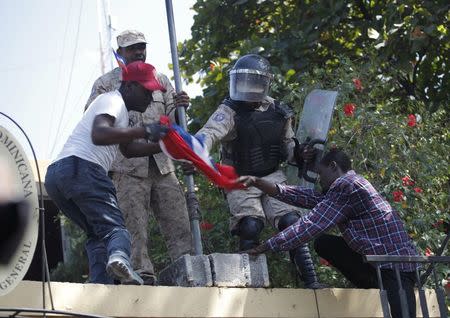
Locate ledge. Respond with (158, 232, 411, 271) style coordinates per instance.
(0, 281, 441, 318)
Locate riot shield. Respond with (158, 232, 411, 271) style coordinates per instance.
(286, 89, 338, 188)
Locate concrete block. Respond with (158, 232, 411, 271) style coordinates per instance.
(248, 254, 271, 287)
(209, 253, 270, 287)
(158, 254, 213, 287)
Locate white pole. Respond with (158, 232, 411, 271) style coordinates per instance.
(97, 0, 113, 74)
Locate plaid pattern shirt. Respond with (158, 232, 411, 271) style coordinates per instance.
(265, 170, 419, 271)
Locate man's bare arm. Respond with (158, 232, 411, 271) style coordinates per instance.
(119, 142, 161, 158)
(91, 114, 146, 145)
(236, 176, 279, 196)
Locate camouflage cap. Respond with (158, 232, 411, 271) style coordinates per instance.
(117, 30, 147, 48)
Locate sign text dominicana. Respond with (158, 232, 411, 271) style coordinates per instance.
(0, 126, 39, 295)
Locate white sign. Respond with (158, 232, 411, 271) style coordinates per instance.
(0, 126, 39, 296)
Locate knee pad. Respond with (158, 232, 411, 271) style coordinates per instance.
(278, 211, 300, 231)
(237, 216, 264, 240)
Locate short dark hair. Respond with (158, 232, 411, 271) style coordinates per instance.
(320, 148, 352, 172)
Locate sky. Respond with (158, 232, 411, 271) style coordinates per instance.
(0, 0, 199, 161)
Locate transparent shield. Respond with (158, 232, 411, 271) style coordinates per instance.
(296, 89, 338, 143)
(286, 89, 338, 187)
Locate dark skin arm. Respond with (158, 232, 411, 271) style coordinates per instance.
(236, 176, 280, 196)
(91, 114, 161, 158)
(173, 91, 190, 124)
(119, 141, 161, 159)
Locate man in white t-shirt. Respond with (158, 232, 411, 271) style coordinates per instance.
(44, 61, 181, 285)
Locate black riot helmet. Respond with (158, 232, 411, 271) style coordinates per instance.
(229, 54, 273, 102)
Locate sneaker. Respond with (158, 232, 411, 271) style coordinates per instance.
(106, 254, 144, 285)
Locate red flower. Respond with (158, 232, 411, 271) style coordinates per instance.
(200, 221, 214, 231)
(393, 190, 404, 202)
(402, 176, 415, 186)
(413, 187, 423, 193)
(343, 103, 356, 116)
(352, 78, 363, 91)
(407, 114, 416, 127)
(432, 219, 444, 229)
(425, 247, 433, 256)
(319, 257, 331, 266)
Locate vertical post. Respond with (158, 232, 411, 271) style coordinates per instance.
(394, 265, 410, 318)
(376, 265, 392, 318)
(415, 268, 429, 318)
(432, 267, 448, 318)
(165, 0, 203, 255)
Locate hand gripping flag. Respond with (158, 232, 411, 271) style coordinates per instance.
(158, 116, 245, 190)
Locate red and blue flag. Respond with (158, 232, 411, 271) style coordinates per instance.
(158, 116, 244, 190)
(113, 50, 127, 70)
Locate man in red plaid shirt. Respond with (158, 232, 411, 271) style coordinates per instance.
(237, 148, 419, 318)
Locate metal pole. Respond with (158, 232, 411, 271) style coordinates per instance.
(165, 0, 203, 255)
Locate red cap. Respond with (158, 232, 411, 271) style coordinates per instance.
(122, 61, 166, 92)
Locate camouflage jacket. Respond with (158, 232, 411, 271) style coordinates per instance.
(195, 96, 296, 166)
(85, 67, 176, 177)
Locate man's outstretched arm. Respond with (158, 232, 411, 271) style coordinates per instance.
(236, 176, 323, 208)
(92, 114, 166, 158)
(91, 114, 146, 145)
(237, 176, 279, 196)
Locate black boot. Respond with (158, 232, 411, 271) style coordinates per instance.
(278, 212, 323, 289)
(291, 244, 323, 289)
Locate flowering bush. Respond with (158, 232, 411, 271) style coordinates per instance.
(343, 103, 356, 117)
(407, 114, 417, 127)
(402, 176, 415, 186)
(352, 78, 363, 92)
(280, 57, 449, 288)
(393, 190, 405, 202)
(200, 221, 215, 231)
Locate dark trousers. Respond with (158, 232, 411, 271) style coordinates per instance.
(314, 234, 416, 318)
(45, 156, 131, 284)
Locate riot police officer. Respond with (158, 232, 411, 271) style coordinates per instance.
(189, 54, 322, 288)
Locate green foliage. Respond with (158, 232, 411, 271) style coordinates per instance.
(180, 0, 449, 120)
(50, 215, 88, 283)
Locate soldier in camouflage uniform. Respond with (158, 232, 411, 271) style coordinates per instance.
(187, 54, 322, 288)
(85, 30, 192, 285)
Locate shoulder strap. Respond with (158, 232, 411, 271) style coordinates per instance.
(274, 100, 294, 119)
(222, 97, 240, 112)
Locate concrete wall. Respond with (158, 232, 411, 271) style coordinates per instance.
(0, 281, 443, 318)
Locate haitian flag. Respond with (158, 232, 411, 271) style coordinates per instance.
(113, 50, 127, 70)
(159, 116, 244, 190)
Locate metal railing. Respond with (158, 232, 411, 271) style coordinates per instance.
(364, 255, 450, 318)
(0, 308, 109, 318)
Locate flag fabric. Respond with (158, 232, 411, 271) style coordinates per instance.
(158, 116, 245, 190)
(113, 50, 127, 70)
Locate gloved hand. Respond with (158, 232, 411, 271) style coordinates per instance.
(144, 123, 169, 142)
(293, 137, 316, 167)
(181, 161, 196, 175)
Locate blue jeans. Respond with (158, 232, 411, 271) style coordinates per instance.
(45, 156, 132, 284)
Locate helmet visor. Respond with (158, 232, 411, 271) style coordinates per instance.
(229, 72, 271, 102)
